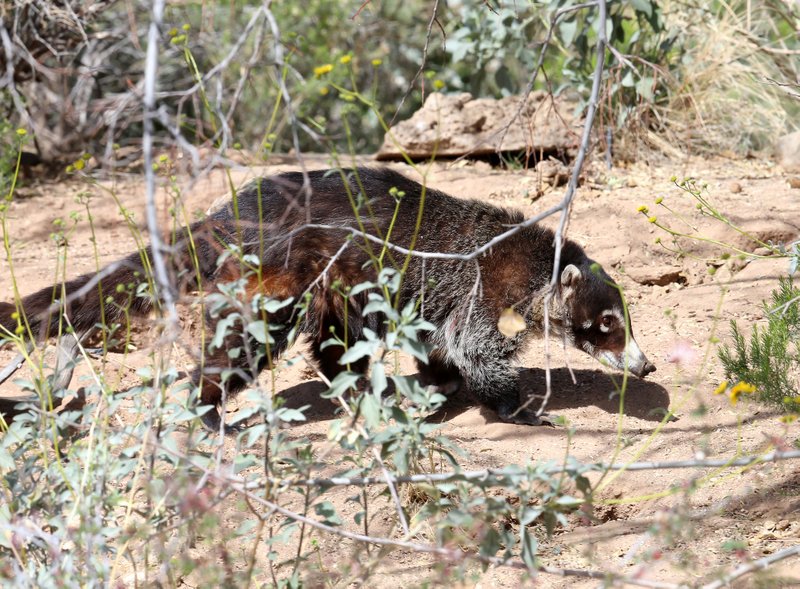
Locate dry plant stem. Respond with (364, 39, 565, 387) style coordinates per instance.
(701, 544, 800, 589)
(0, 342, 33, 386)
(263, 2, 313, 221)
(223, 477, 681, 589)
(0, 26, 34, 138)
(31, 406, 797, 588)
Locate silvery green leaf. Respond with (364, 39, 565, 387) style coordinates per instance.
(350, 281, 376, 295)
(360, 392, 381, 429)
(246, 320, 273, 344)
(314, 501, 342, 526)
(323, 371, 361, 398)
(370, 361, 387, 396)
(339, 339, 379, 364)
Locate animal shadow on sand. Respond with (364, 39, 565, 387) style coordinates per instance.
(253, 366, 671, 428)
(427, 367, 671, 425)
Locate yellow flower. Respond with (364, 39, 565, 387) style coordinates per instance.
(319, 86, 329, 96)
(637, 205, 648, 213)
(16, 128, 27, 136)
(780, 414, 798, 424)
(433, 79, 445, 90)
(648, 216, 657, 224)
(314, 64, 333, 77)
(371, 58, 382, 66)
(340, 55, 352, 65)
(713, 381, 728, 395)
(729, 381, 756, 405)
(655, 196, 663, 204)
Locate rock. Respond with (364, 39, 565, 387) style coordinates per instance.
(728, 181, 742, 193)
(788, 176, 800, 189)
(625, 265, 687, 287)
(376, 91, 580, 161)
(535, 157, 570, 188)
(776, 131, 800, 172)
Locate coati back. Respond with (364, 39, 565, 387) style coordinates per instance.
(0, 167, 655, 429)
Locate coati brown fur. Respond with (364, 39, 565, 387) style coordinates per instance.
(0, 167, 655, 429)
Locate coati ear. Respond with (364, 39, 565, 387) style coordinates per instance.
(560, 264, 582, 289)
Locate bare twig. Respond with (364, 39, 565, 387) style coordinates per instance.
(142, 0, 180, 336)
(254, 449, 800, 490)
(702, 544, 800, 589)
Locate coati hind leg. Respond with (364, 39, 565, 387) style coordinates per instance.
(194, 271, 296, 432)
(415, 349, 463, 396)
(309, 317, 369, 384)
(194, 314, 291, 432)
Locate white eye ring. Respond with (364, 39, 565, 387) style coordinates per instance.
(599, 316, 613, 333)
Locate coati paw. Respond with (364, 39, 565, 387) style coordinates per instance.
(497, 404, 559, 427)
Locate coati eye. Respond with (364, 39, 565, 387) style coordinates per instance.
(599, 315, 614, 332)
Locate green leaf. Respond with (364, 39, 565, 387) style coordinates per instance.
(277, 406, 309, 422)
(370, 361, 387, 396)
(360, 392, 381, 428)
(323, 371, 361, 398)
(630, 0, 653, 17)
(339, 339, 379, 365)
(246, 320, 274, 344)
(315, 501, 342, 526)
(635, 76, 655, 102)
(558, 18, 578, 46)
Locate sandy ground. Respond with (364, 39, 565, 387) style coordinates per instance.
(1, 154, 799, 587)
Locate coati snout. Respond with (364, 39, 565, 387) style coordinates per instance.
(1, 167, 655, 430)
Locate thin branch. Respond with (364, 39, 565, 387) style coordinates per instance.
(142, 0, 180, 336)
(254, 449, 800, 490)
(702, 544, 800, 589)
(221, 474, 681, 589)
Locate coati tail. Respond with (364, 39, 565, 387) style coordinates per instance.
(0, 219, 234, 345)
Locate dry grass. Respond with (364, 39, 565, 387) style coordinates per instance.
(636, 1, 798, 158)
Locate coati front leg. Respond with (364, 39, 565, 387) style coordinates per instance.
(458, 353, 557, 426)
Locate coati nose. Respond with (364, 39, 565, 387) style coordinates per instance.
(642, 361, 657, 375)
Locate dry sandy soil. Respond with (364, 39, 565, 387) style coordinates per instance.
(1, 153, 799, 587)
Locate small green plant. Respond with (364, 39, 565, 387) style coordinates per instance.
(718, 277, 799, 410)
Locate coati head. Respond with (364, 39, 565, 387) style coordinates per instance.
(557, 262, 656, 378)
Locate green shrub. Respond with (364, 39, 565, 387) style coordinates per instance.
(719, 277, 800, 410)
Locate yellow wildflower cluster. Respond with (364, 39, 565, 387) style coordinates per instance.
(314, 64, 334, 77)
(713, 380, 756, 405)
